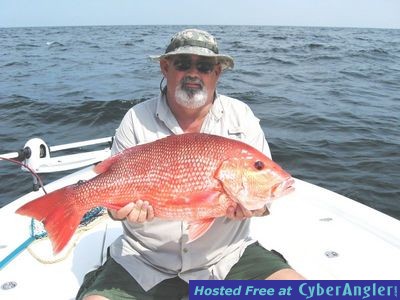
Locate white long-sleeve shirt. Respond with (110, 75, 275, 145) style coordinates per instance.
(110, 93, 271, 291)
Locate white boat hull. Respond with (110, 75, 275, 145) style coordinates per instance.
(1, 167, 399, 299)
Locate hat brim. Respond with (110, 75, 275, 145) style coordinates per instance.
(150, 46, 234, 71)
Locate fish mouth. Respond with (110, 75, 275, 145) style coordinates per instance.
(232, 177, 295, 211)
(271, 177, 295, 198)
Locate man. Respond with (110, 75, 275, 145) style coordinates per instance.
(77, 28, 304, 300)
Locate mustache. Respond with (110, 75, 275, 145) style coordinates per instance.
(180, 76, 204, 89)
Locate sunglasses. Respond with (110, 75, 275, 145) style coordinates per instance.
(172, 57, 217, 74)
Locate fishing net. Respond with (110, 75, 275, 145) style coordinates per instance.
(0, 156, 109, 268)
(30, 206, 106, 239)
(26, 206, 108, 264)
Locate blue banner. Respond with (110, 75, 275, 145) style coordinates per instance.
(189, 280, 399, 299)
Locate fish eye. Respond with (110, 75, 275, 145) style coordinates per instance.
(254, 160, 264, 170)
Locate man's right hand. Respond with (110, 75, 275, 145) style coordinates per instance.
(108, 200, 155, 223)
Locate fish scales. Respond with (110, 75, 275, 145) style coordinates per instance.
(16, 133, 294, 253)
(78, 134, 229, 211)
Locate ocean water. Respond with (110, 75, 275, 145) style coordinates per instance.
(0, 25, 399, 220)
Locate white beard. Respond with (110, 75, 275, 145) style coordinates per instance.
(175, 85, 208, 109)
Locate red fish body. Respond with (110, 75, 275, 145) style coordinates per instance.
(16, 133, 294, 253)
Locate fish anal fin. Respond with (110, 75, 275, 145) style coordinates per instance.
(187, 218, 215, 242)
(104, 203, 125, 210)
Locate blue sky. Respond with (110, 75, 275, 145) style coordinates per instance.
(1, 0, 399, 29)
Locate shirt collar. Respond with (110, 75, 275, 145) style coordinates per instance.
(209, 92, 224, 120)
(155, 93, 184, 134)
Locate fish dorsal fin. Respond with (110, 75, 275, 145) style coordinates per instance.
(187, 218, 215, 242)
(93, 152, 122, 174)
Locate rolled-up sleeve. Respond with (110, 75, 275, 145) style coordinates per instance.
(111, 109, 138, 155)
(241, 105, 272, 159)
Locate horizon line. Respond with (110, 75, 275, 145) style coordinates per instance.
(1, 23, 400, 30)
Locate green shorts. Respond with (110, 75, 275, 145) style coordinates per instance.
(76, 242, 290, 300)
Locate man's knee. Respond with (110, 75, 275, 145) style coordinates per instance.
(265, 268, 305, 280)
(82, 295, 110, 300)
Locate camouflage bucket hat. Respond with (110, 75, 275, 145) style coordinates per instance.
(150, 29, 234, 71)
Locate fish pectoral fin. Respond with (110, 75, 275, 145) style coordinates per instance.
(166, 191, 221, 206)
(187, 218, 215, 242)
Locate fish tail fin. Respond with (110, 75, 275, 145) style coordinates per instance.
(16, 187, 85, 254)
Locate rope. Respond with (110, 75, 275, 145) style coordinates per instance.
(27, 207, 109, 264)
(0, 156, 108, 266)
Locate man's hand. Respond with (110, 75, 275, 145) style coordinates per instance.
(226, 203, 269, 220)
(109, 200, 155, 223)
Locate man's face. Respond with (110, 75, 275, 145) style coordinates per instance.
(160, 55, 222, 109)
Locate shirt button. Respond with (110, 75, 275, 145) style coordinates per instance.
(183, 248, 188, 253)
